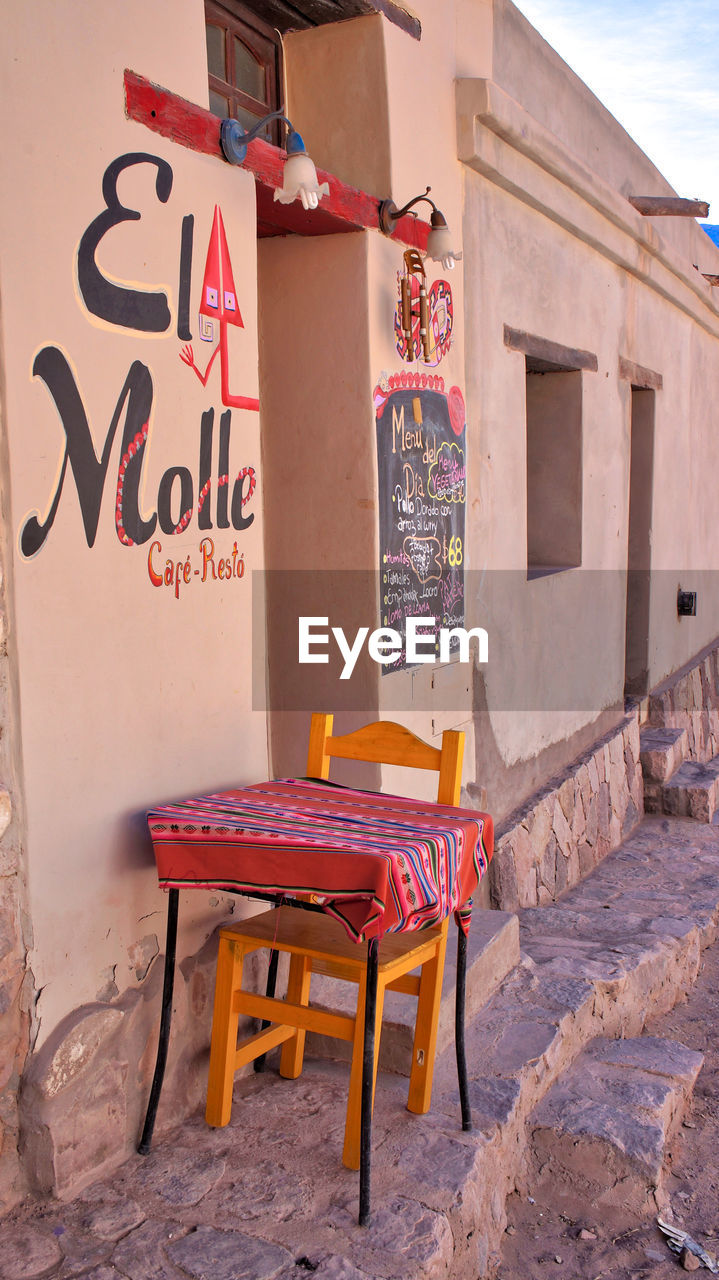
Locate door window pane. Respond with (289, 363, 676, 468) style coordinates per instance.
(204, 2, 281, 143)
(235, 102, 272, 140)
(206, 24, 225, 81)
(209, 89, 229, 117)
(234, 36, 265, 101)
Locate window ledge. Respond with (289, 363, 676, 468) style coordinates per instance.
(527, 564, 581, 581)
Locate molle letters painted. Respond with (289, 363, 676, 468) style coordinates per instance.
(20, 153, 258, 574)
(375, 373, 467, 671)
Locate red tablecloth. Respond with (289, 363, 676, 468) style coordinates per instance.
(147, 778, 493, 942)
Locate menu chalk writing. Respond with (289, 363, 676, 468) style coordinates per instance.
(376, 382, 466, 670)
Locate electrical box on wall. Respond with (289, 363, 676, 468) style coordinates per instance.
(677, 589, 697, 617)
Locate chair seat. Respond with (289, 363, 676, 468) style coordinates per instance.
(220, 908, 443, 975)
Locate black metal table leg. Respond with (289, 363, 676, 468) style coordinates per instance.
(254, 946, 280, 1073)
(359, 935, 380, 1227)
(138, 888, 179, 1154)
(455, 924, 472, 1132)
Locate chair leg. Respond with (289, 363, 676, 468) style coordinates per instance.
(359, 936, 380, 1228)
(205, 935, 245, 1127)
(343, 939, 384, 1173)
(254, 947, 280, 1073)
(455, 924, 472, 1132)
(138, 888, 179, 1154)
(406, 921, 448, 1115)
(279, 953, 312, 1079)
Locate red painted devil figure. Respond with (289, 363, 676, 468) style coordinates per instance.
(179, 205, 260, 412)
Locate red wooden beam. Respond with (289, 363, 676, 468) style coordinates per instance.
(123, 70, 429, 250)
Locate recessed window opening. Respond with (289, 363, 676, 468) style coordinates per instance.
(525, 355, 583, 580)
(205, 0, 282, 145)
(624, 385, 655, 696)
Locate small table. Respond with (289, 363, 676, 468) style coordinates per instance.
(139, 778, 493, 1222)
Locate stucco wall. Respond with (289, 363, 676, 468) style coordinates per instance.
(0, 449, 29, 1209)
(285, 15, 392, 199)
(0, 0, 269, 1196)
(278, 0, 719, 814)
(257, 231, 381, 784)
(454, 1, 719, 785)
(490, 0, 718, 270)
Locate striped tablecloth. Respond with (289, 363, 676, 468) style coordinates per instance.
(147, 778, 493, 942)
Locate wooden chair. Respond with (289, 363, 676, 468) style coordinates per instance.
(205, 715, 465, 1182)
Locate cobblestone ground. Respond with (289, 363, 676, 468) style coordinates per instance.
(2, 1048, 468, 1280)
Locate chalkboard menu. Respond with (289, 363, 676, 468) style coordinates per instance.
(375, 377, 466, 671)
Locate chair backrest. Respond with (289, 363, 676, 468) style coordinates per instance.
(306, 714, 464, 807)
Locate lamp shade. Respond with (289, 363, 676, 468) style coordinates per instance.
(425, 222, 463, 271)
(274, 131, 330, 210)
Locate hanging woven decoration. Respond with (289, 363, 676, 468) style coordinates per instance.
(398, 249, 431, 363)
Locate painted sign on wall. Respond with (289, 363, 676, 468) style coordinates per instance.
(19, 152, 259, 601)
(375, 372, 466, 670)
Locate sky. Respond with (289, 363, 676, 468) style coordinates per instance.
(514, 0, 719, 225)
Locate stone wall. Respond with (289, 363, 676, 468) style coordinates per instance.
(0, 518, 30, 1212)
(647, 637, 719, 762)
(17, 920, 269, 1199)
(489, 710, 644, 911)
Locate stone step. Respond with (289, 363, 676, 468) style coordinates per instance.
(640, 726, 688, 811)
(418, 815, 719, 1273)
(303, 908, 520, 1074)
(529, 1035, 703, 1231)
(662, 755, 719, 822)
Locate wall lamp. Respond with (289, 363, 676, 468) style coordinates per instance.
(220, 111, 329, 211)
(379, 186, 462, 270)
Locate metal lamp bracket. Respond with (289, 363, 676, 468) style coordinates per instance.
(380, 186, 437, 236)
(220, 111, 298, 165)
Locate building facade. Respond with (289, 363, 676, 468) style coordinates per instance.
(1, 0, 718, 1207)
